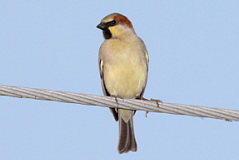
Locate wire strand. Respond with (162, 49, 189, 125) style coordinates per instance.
(0, 85, 238, 121)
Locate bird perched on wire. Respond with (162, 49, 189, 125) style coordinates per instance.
(97, 13, 149, 153)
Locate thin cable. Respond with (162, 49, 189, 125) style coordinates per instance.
(0, 85, 238, 121)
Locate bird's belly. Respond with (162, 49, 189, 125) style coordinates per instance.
(104, 63, 146, 99)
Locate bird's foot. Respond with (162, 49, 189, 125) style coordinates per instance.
(111, 95, 120, 109)
(150, 99, 163, 108)
(136, 97, 150, 117)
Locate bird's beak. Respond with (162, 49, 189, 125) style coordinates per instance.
(97, 22, 106, 30)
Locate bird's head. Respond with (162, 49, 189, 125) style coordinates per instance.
(97, 13, 135, 39)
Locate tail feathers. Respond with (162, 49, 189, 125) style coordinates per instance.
(118, 112, 137, 153)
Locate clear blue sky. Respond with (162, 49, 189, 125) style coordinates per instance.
(0, 0, 238, 159)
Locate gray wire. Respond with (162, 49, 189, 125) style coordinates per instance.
(0, 85, 238, 121)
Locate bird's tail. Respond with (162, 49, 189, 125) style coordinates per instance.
(118, 110, 137, 153)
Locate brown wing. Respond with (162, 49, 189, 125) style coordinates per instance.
(99, 59, 118, 121)
(139, 49, 149, 98)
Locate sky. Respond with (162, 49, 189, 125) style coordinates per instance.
(0, 0, 238, 159)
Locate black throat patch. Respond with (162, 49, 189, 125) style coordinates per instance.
(103, 28, 112, 39)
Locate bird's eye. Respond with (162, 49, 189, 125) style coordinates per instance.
(110, 20, 117, 26)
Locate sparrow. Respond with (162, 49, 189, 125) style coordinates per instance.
(97, 13, 149, 153)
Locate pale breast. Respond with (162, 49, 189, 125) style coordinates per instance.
(100, 38, 148, 98)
